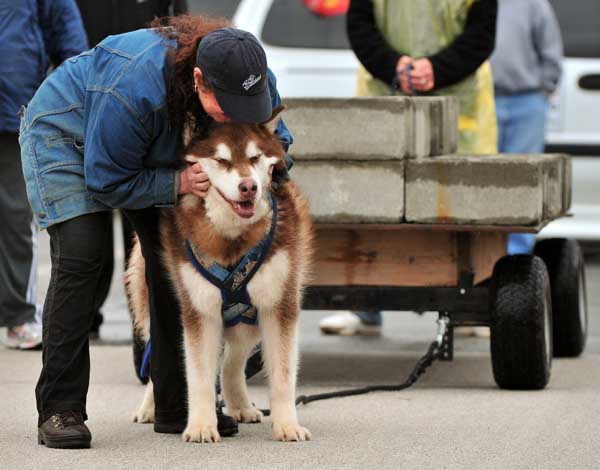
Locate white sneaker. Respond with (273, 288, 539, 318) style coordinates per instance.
(6, 320, 43, 350)
(319, 312, 382, 336)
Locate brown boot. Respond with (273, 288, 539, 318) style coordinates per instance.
(38, 411, 92, 449)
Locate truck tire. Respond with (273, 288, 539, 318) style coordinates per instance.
(534, 238, 587, 357)
(490, 255, 552, 390)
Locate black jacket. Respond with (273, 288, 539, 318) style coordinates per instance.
(75, 0, 188, 47)
(347, 0, 497, 89)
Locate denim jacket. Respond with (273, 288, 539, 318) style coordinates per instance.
(19, 28, 292, 229)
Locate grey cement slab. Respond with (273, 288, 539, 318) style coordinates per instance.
(411, 97, 459, 158)
(292, 160, 405, 223)
(284, 97, 413, 161)
(284, 97, 458, 161)
(405, 154, 568, 226)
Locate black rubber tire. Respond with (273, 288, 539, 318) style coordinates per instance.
(490, 255, 552, 390)
(133, 327, 149, 385)
(534, 238, 588, 357)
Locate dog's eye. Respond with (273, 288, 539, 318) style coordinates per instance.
(249, 153, 262, 164)
(211, 156, 231, 166)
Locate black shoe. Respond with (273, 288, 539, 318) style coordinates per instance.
(38, 411, 91, 449)
(154, 408, 238, 436)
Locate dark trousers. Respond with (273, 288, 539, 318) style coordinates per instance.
(123, 208, 187, 424)
(36, 208, 187, 425)
(91, 212, 135, 333)
(0, 133, 37, 327)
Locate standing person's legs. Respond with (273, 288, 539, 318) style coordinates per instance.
(89, 215, 114, 339)
(494, 95, 510, 154)
(0, 132, 41, 349)
(499, 93, 547, 154)
(122, 208, 188, 429)
(498, 93, 547, 254)
(36, 211, 113, 448)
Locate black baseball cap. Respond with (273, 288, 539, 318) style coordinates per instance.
(196, 28, 272, 123)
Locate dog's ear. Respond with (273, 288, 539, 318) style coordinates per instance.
(262, 105, 285, 134)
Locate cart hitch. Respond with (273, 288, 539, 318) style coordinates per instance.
(437, 314, 453, 361)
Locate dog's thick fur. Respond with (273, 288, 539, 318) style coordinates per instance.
(126, 109, 313, 442)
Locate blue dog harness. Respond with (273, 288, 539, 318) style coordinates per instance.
(140, 192, 278, 378)
(185, 191, 278, 328)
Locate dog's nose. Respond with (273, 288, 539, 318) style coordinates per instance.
(239, 178, 257, 199)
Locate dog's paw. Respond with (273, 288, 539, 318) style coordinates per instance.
(132, 407, 154, 424)
(182, 424, 221, 443)
(228, 406, 263, 423)
(272, 423, 312, 442)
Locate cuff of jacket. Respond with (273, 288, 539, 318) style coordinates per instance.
(155, 168, 179, 207)
(384, 52, 403, 87)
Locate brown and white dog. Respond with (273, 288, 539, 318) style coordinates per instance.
(126, 108, 313, 443)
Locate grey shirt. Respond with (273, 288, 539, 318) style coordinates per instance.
(490, 0, 563, 95)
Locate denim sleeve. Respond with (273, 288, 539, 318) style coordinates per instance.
(40, 0, 89, 65)
(84, 92, 178, 209)
(267, 68, 294, 172)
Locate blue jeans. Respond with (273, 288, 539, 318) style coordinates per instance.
(355, 310, 383, 325)
(495, 92, 548, 255)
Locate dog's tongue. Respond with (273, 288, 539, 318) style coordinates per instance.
(233, 200, 255, 219)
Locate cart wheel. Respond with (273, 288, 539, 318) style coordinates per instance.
(490, 255, 552, 390)
(133, 327, 149, 385)
(534, 238, 588, 357)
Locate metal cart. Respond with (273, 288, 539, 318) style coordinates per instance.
(302, 222, 588, 390)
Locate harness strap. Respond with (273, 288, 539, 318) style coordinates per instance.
(185, 191, 278, 327)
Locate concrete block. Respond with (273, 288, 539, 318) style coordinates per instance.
(284, 97, 413, 161)
(542, 155, 564, 219)
(411, 97, 459, 157)
(562, 154, 573, 212)
(405, 154, 567, 226)
(292, 160, 404, 223)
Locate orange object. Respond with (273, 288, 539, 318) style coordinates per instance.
(303, 0, 350, 16)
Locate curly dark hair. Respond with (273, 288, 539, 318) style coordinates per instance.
(150, 15, 230, 131)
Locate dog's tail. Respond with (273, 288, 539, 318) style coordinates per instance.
(125, 235, 150, 343)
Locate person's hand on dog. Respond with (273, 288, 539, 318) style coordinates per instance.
(409, 58, 435, 92)
(179, 162, 211, 198)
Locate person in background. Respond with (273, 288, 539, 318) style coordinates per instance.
(74, 0, 189, 339)
(76, 0, 188, 47)
(0, 0, 88, 349)
(320, 0, 498, 336)
(490, 0, 563, 255)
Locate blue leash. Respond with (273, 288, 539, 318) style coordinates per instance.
(140, 341, 151, 379)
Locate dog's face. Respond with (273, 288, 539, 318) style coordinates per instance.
(184, 107, 286, 224)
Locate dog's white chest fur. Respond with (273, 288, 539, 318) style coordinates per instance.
(178, 249, 290, 318)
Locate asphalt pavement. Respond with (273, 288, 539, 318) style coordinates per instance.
(1, 221, 599, 470)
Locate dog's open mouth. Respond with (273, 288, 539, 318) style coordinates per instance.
(216, 189, 256, 219)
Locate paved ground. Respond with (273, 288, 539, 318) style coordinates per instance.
(1, 222, 599, 469)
